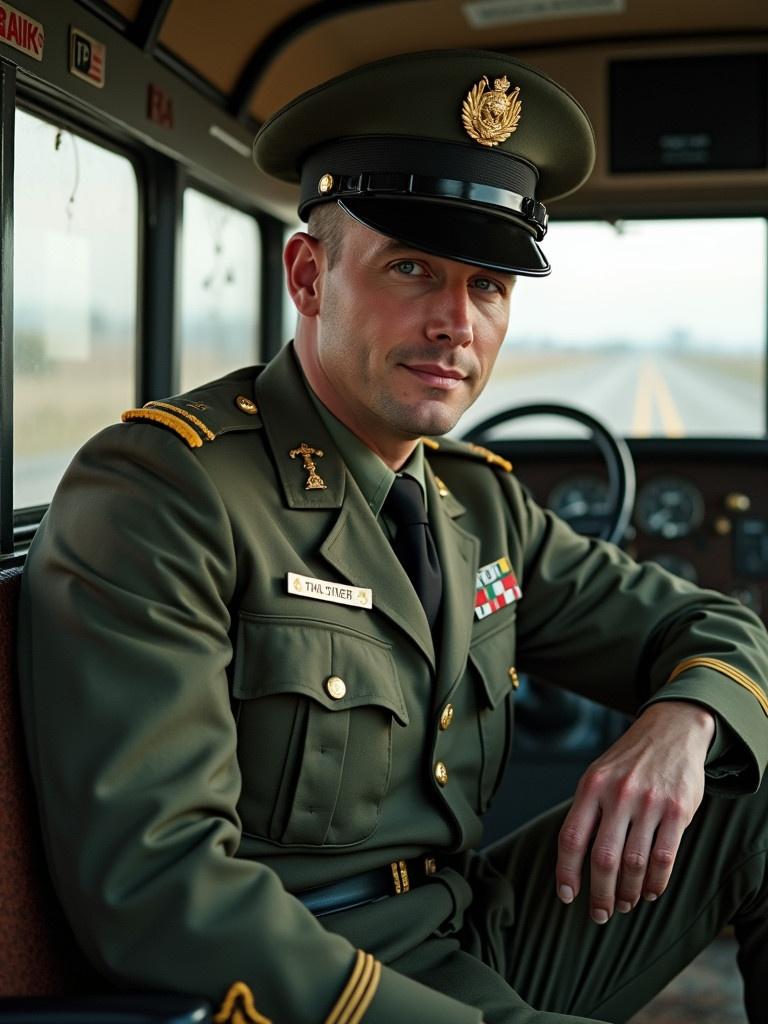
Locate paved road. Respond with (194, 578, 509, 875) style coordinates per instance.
(458, 349, 763, 439)
(12, 350, 764, 509)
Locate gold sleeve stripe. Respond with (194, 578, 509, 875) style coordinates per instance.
(666, 657, 768, 717)
(121, 408, 203, 449)
(145, 401, 217, 441)
(325, 951, 366, 1024)
(335, 954, 375, 1024)
(213, 981, 272, 1024)
(325, 950, 381, 1024)
(346, 959, 382, 1024)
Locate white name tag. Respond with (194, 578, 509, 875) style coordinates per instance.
(287, 572, 373, 610)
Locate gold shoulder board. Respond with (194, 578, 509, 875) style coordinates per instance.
(467, 443, 513, 473)
(121, 400, 216, 450)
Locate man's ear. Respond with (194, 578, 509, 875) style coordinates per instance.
(284, 232, 324, 317)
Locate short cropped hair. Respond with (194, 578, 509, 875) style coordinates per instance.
(307, 203, 348, 268)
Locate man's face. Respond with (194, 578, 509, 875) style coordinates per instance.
(302, 216, 515, 450)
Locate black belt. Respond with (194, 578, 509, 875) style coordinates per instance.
(296, 856, 440, 917)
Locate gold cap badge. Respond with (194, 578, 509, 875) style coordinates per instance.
(462, 75, 522, 148)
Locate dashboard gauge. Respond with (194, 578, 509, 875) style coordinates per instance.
(646, 553, 698, 583)
(548, 476, 610, 535)
(635, 477, 704, 539)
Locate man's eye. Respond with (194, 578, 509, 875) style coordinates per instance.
(392, 260, 426, 276)
(473, 277, 502, 293)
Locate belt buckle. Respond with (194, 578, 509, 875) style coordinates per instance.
(389, 859, 410, 895)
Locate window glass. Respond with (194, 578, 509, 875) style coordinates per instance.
(179, 189, 260, 392)
(459, 218, 767, 439)
(14, 109, 138, 509)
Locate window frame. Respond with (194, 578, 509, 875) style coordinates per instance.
(9, 89, 144, 540)
(2, 84, 286, 559)
(2, 96, 767, 561)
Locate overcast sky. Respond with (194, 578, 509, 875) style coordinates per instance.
(13, 110, 768, 356)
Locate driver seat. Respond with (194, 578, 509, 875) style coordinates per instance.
(0, 565, 102, 995)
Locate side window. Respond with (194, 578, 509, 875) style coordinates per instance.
(179, 188, 260, 392)
(13, 110, 138, 510)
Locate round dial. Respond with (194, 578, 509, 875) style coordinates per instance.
(635, 477, 704, 539)
(548, 476, 610, 536)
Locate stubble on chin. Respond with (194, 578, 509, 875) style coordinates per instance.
(374, 388, 473, 439)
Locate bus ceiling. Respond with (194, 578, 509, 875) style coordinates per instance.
(4, 0, 768, 220)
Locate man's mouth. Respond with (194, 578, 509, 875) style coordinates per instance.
(402, 363, 468, 390)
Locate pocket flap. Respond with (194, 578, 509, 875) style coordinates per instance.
(232, 616, 409, 725)
(469, 625, 515, 709)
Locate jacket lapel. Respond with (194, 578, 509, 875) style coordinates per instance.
(255, 347, 435, 667)
(256, 347, 345, 509)
(319, 492, 435, 667)
(426, 466, 480, 704)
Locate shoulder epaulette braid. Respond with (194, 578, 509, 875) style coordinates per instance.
(121, 400, 216, 449)
(214, 981, 272, 1024)
(324, 950, 382, 1024)
(420, 436, 513, 473)
(468, 443, 513, 473)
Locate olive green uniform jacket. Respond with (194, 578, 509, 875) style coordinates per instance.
(19, 345, 768, 1024)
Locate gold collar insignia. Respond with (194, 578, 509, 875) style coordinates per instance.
(289, 442, 327, 490)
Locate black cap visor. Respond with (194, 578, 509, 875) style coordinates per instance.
(338, 196, 550, 276)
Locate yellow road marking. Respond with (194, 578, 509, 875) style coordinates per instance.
(651, 361, 685, 437)
(631, 357, 685, 437)
(632, 358, 655, 436)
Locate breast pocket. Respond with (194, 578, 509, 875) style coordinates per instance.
(468, 619, 516, 812)
(231, 614, 408, 848)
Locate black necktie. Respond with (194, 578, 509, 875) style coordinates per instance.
(384, 474, 443, 629)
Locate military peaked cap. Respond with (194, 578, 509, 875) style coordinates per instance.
(253, 49, 595, 275)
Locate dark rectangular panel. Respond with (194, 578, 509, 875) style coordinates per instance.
(610, 53, 768, 174)
(734, 517, 768, 578)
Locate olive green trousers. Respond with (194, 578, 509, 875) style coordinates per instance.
(377, 784, 768, 1023)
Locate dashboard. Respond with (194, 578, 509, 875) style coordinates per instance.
(488, 438, 768, 625)
(479, 436, 768, 840)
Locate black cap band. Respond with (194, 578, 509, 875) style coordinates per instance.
(300, 135, 547, 239)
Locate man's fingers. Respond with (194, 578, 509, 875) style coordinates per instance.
(613, 802, 687, 912)
(556, 799, 600, 904)
(642, 813, 686, 900)
(615, 819, 656, 911)
(587, 817, 632, 923)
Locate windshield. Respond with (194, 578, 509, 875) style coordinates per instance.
(459, 218, 767, 439)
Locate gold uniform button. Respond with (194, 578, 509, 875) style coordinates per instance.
(434, 761, 448, 786)
(439, 704, 455, 730)
(235, 394, 258, 415)
(508, 666, 520, 689)
(325, 675, 347, 700)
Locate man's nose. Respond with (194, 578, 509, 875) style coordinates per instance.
(424, 283, 474, 347)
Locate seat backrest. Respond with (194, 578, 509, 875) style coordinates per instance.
(0, 565, 101, 995)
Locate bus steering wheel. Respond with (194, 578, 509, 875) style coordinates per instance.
(462, 402, 636, 546)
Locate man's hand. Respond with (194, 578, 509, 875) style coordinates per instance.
(555, 700, 715, 924)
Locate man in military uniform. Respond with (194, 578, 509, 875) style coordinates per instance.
(19, 50, 768, 1024)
